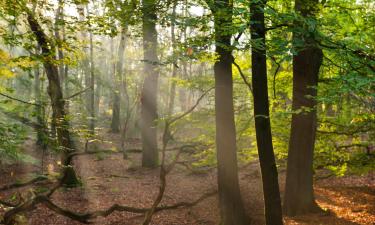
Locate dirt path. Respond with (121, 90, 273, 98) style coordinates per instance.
(1, 135, 374, 225)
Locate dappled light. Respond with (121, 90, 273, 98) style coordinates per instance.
(0, 0, 374, 225)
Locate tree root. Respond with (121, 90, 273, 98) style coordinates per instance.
(0, 176, 48, 192)
(1, 190, 217, 224)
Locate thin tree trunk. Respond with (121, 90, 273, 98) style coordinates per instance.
(54, 0, 64, 91)
(34, 63, 47, 148)
(167, 1, 177, 116)
(78, 5, 93, 131)
(250, 0, 283, 224)
(212, 1, 249, 224)
(88, 12, 95, 134)
(141, 0, 159, 168)
(283, 0, 323, 216)
(111, 28, 127, 132)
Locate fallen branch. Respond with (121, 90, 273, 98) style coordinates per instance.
(0, 176, 48, 192)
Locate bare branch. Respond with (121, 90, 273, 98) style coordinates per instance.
(64, 86, 93, 100)
(232, 58, 253, 94)
(0, 92, 43, 107)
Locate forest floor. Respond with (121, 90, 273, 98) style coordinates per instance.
(0, 132, 374, 225)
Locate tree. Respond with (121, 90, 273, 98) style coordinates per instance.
(210, 0, 250, 224)
(167, 0, 178, 116)
(250, 0, 284, 224)
(26, 10, 79, 186)
(141, 0, 159, 167)
(110, 28, 126, 132)
(283, 0, 323, 216)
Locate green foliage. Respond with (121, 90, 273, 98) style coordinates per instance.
(0, 121, 27, 164)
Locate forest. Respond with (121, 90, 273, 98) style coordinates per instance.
(0, 0, 374, 224)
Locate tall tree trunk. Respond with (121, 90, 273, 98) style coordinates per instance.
(78, 5, 94, 132)
(34, 63, 47, 148)
(141, 0, 159, 168)
(88, 25, 95, 134)
(167, 1, 177, 116)
(111, 28, 127, 132)
(283, 0, 323, 216)
(27, 11, 79, 186)
(179, 0, 188, 112)
(54, 0, 64, 91)
(212, 1, 249, 224)
(250, 0, 283, 224)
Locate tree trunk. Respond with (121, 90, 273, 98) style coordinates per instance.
(212, 1, 249, 224)
(34, 63, 47, 149)
(27, 11, 79, 186)
(88, 15, 95, 134)
(250, 1, 283, 224)
(167, 1, 177, 116)
(111, 28, 127, 132)
(141, 0, 159, 168)
(283, 0, 323, 216)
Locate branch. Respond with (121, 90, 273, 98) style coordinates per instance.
(270, 56, 281, 99)
(0, 92, 43, 107)
(265, 23, 290, 31)
(1, 190, 217, 224)
(0, 198, 18, 207)
(142, 89, 215, 225)
(64, 86, 92, 100)
(0, 176, 48, 192)
(168, 87, 214, 125)
(335, 143, 370, 150)
(232, 58, 253, 94)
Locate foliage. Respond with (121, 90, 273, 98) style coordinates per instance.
(0, 120, 27, 164)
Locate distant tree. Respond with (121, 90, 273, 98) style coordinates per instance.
(141, 0, 159, 167)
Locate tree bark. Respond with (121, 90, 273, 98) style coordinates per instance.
(283, 0, 323, 216)
(212, 1, 249, 224)
(167, 1, 177, 116)
(141, 0, 159, 168)
(111, 28, 127, 132)
(250, 1, 283, 224)
(26, 11, 78, 185)
(88, 8, 95, 134)
(34, 63, 47, 148)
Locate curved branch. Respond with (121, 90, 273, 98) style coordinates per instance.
(232, 58, 253, 95)
(2, 190, 217, 224)
(0, 176, 48, 192)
